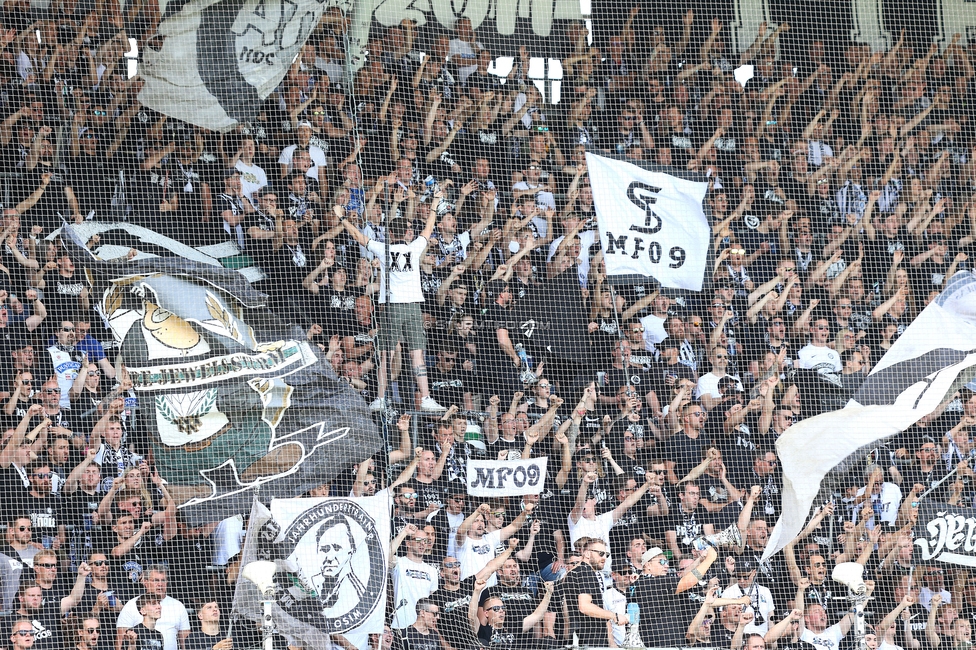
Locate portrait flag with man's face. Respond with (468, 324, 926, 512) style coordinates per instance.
(232, 495, 392, 647)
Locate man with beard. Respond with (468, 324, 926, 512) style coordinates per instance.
(563, 538, 625, 647)
(429, 539, 519, 650)
(44, 320, 85, 410)
(469, 573, 553, 648)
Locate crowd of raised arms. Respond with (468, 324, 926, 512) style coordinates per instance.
(0, 0, 973, 648)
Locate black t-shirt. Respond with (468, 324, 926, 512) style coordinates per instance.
(480, 583, 538, 630)
(476, 622, 520, 648)
(562, 564, 609, 646)
(403, 626, 443, 650)
(429, 577, 478, 650)
(665, 505, 710, 555)
(17, 611, 60, 650)
(664, 431, 709, 481)
(24, 493, 61, 550)
(129, 622, 165, 650)
(185, 630, 228, 650)
(632, 572, 685, 647)
(0, 464, 30, 521)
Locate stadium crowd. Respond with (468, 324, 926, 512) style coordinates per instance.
(0, 1, 974, 649)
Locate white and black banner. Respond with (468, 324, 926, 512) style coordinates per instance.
(915, 502, 976, 567)
(584, 152, 711, 291)
(232, 495, 391, 648)
(140, 0, 327, 131)
(466, 457, 547, 497)
(764, 271, 976, 560)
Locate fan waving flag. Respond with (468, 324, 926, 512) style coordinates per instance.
(584, 151, 711, 291)
(763, 271, 976, 561)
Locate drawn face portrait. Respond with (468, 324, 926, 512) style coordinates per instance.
(317, 521, 354, 578)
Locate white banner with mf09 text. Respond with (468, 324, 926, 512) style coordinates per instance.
(585, 152, 711, 291)
(466, 458, 547, 497)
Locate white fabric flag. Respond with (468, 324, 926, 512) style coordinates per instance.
(584, 152, 710, 291)
(466, 457, 548, 496)
(764, 271, 976, 560)
(140, 0, 327, 131)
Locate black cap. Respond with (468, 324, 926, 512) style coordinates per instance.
(223, 167, 241, 179)
(736, 559, 756, 575)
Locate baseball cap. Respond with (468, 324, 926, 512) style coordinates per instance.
(736, 559, 756, 575)
(298, 120, 312, 128)
(641, 547, 665, 564)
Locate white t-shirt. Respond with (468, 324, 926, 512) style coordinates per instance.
(854, 482, 903, 526)
(448, 39, 483, 83)
(604, 586, 628, 646)
(722, 583, 775, 633)
(457, 530, 501, 586)
(443, 511, 465, 560)
(511, 181, 555, 212)
(801, 624, 845, 650)
(278, 144, 327, 179)
(797, 344, 842, 372)
(640, 314, 668, 347)
(366, 236, 428, 304)
(568, 510, 617, 575)
(696, 372, 743, 399)
(116, 595, 190, 650)
(212, 515, 244, 566)
(391, 556, 439, 629)
(236, 160, 267, 202)
(549, 230, 596, 282)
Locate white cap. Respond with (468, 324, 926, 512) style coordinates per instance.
(641, 547, 665, 564)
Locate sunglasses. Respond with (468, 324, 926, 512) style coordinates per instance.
(61, 326, 75, 332)
(486, 605, 506, 612)
(630, 327, 645, 333)
(730, 248, 746, 255)
(92, 110, 107, 116)
(591, 550, 609, 558)
(401, 493, 419, 499)
(443, 561, 461, 568)
(85, 628, 100, 634)
(658, 557, 669, 566)
(88, 372, 100, 377)
(90, 560, 108, 566)
(423, 610, 440, 618)
(312, 111, 326, 115)
(35, 562, 57, 569)
(13, 630, 33, 637)
(43, 388, 61, 394)
(33, 472, 51, 478)
(16, 525, 30, 531)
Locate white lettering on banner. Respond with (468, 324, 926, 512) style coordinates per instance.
(915, 511, 976, 561)
(935, 0, 976, 47)
(850, 0, 891, 50)
(372, 0, 582, 37)
(466, 458, 548, 497)
(730, 0, 774, 53)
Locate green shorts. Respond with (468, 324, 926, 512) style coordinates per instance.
(377, 302, 426, 352)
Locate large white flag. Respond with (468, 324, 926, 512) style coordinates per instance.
(140, 0, 327, 131)
(232, 495, 391, 648)
(584, 152, 711, 291)
(764, 271, 976, 560)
